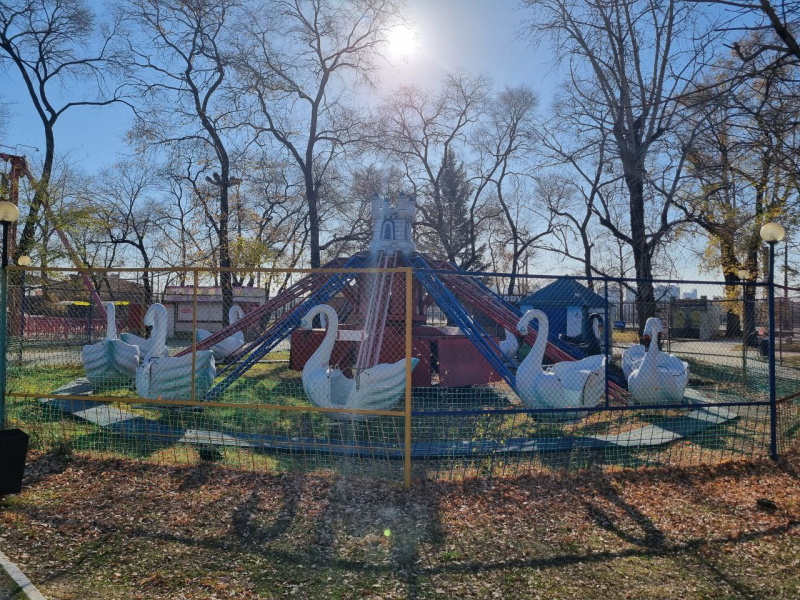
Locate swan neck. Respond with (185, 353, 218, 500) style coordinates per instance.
(518, 311, 547, 379)
(532, 317, 547, 366)
(106, 302, 116, 340)
(642, 332, 660, 366)
(306, 305, 338, 369)
(144, 305, 168, 362)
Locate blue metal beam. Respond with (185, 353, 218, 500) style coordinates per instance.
(410, 255, 516, 388)
(206, 254, 368, 399)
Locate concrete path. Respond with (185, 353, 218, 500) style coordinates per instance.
(0, 547, 47, 600)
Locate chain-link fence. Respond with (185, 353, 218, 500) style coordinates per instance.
(3, 262, 800, 485)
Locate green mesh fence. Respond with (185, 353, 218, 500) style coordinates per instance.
(4, 266, 800, 485)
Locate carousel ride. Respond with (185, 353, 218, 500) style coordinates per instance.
(74, 191, 699, 419)
(174, 193, 632, 414)
(64, 190, 724, 459)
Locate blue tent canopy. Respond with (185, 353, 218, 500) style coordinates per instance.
(519, 279, 608, 339)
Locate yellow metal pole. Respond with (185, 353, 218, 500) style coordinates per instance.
(404, 267, 413, 490)
(191, 270, 198, 403)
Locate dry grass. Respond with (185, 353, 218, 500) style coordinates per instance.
(2, 449, 800, 599)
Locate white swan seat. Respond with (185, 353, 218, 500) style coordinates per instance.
(195, 305, 246, 361)
(135, 303, 216, 401)
(82, 301, 139, 387)
(300, 304, 419, 420)
(515, 309, 606, 415)
(622, 317, 689, 405)
(559, 313, 604, 356)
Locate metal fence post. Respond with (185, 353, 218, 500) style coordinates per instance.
(604, 277, 610, 407)
(18, 269, 25, 366)
(768, 242, 778, 460)
(404, 267, 413, 490)
(742, 282, 748, 387)
(191, 270, 198, 403)
(87, 298, 93, 344)
(0, 247, 7, 429)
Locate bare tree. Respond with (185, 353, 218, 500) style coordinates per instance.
(693, 0, 799, 67)
(233, 0, 403, 268)
(379, 72, 496, 266)
(471, 85, 553, 291)
(0, 0, 122, 261)
(121, 0, 241, 322)
(93, 158, 165, 304)
(523, 0, 718, 333)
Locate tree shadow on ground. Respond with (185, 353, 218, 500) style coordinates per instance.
(5, 450, 800, 599)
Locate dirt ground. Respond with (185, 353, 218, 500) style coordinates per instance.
(1, 450, 799, 599)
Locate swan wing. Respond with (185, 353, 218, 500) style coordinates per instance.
(83, 339, 140, 386)
(580, 363, 606, 407)
(211, 333, 245, 361)
(143, 351, 216, 400)
(346, 358, 418, 411)
(622, 344, 645, 379)
(120, 332, 147, 347)
(359, 358, 416, 386)
(195, 329, 213, 343)
(550, 354, 604, 382)
(109, 339, 140, 375)
(329, 369, 355, 404)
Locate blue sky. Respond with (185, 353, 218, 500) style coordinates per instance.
(0, 0, 724, 281)
(1, 0, 556, 172)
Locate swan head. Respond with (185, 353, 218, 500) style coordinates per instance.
(517, 309, 545, 336)
(300, 304, 334, 331)
(229, 305, 244, 324)
(643, 317, 662, 337)
(589, 313, 603, 338)
(143, 303, 167, 328)
(642, 317, 663, 349)
(300, 311, 315, 331)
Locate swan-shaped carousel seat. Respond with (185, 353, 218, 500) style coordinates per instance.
(120, 304, 169, 362)
(559, 313, 604, 356)
(82, 302, 139, 387)
(300, 304, 419, 420)
(515, 309, 606, 414)
(498, 329, 519, 360)
(623, 317, 689, 405)
(195, 305, 245, 361)
(135, 304, 216, 401)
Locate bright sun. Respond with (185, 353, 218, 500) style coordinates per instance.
(387, 25, 419, 61)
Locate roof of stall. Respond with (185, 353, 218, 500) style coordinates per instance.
(519, 278, 607, 308)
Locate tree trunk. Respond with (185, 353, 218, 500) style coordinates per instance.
(306, 174, 321, 269)
(16, 125, 54, 261)
(582, 228, 593, 291)
(625, 167, 656, 336)
(720, 239, 742, 338)
(142, 259, 153, 307)
(507, 238, 520, 296)
(219, 165, 233, 326)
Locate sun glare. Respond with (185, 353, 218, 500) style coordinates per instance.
(387, 25, 419, 62)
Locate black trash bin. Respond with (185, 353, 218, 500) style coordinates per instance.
(758, 338, 770, 358)
(0, 428, 30, 495)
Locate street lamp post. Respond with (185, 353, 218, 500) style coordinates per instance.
(0, 200, 20, 429)
(761, 221, 785, 461)
(17, 255, 30, 366)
